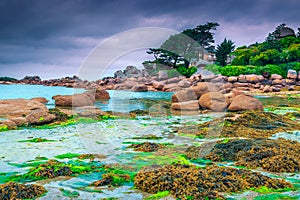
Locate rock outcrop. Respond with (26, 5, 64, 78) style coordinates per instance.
(227, 94, 263, 111)
(199, 92, 228, 112)
(0, 99, 56, 127)
(31, 97, 49, 103)
(52, 92, 95, 107)
(95, 88, 110, 100)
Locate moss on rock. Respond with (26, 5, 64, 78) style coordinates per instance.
(134, 164, 293, 199)
(178, 111, 300, 138)
(190, 138, 300, 173)
(128, 142, 165, 152)
(93, 173, 131, 187)
(0, 182, 46, 200)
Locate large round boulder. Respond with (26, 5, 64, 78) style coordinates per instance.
(287, 69, 297, 79)
(191, 82, 219, 99)
(95, 88, 110, 100)
(31, 97, 49, 103)
(199, 92, 228, 112)
(0, 99, 56, 126)
(25, 110, 56, 125)
(228, 94, 263, 111)
(172, 88, 198, 103)
(0, 99, 48, 117)
(52, 92, 95, 107)
(131, 85, 148, 92)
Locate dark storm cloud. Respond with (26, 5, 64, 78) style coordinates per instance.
(0, 0, 299, 79)
(1, 0, 298, 43)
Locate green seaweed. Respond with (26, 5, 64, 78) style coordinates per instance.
(251, 186, 293, 194)
(133, 152, 191, 167)
(60, 188, 80, 197)
(130, 135, 163, 140)
(145, 191, 170, 200)
(0, 125, 8, 132)
(9, 159, 103, 183)
(0, 172, 18, 184)
(254, 193, 299, 200)
(7, 160, 48, 168)
(18, 138, 56, 143)
(54, 153, 81, 159)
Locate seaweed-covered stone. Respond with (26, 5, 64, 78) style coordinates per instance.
(34, 162, 72, 178)
(0, 182, 46, 200)
(190, 111, 300, 138)
(128, 142, 165, 152)
(93, 173, 130, 187)
(199, 138, 300, 172)
(31, 160, 73, 179)
(134, 164, 292, 200)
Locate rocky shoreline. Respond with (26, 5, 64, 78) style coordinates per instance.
(0, 67, 299, 199)
(0, 66, 300, 129)
(1, 66, 300, 93)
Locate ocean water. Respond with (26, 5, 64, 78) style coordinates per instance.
(99, 90, 173, 112)
(0, 84, 85, 107)
(0, 84, 173, 112)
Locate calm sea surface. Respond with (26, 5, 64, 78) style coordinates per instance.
(0, 84, 173, 112)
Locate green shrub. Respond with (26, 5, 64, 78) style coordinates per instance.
(0, 77, 17, 81)
(177, 65, 197, 77)
(292, 62, 300, 72)
(258, 64, 286, 78)
(218, 65, 259, 76)
(218, 64, 287, 78)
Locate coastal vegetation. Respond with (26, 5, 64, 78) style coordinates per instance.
(206, 23, 300, 77)
(143, 22, 300, 80)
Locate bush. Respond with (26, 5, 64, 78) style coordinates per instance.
(292, 62, 300, 72)
(258, 64, 286, 78)
(176, 65, 197, 77)
(218, 65, 259, 76)
(218, 64, 286, 78)
(279, 62, 300, 73)
(0, 77, 17, 81)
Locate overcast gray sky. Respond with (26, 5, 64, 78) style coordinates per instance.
(0, 0, 299, 80)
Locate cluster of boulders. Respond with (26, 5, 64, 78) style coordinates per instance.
(0, 98, 57, 129)
(226, 69, 300, 92)
(1, 66, 300, 94)
(114, 65, 149, 79)
(171, 82, 263, 112)
(0, 89, 111, 129)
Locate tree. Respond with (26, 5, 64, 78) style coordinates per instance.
(183, 22, 219, 51)
(266, 23, 287, 42)
(215, 38, 235, 66)
(250, 49, 281, 66)
(147, 22, 219, 69)
(160, 33, 200, 68)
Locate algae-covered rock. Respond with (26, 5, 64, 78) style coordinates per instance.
(0, 182, 46, 200)
(193, 111, 300, 138)
(33, 160, 73, 178)
(228, 94, 263, 111)
(201, 138, 300, 172)
(128, 142, 165, 152)
(93, 173, 131, 187)
(134, 164, 292, 200)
